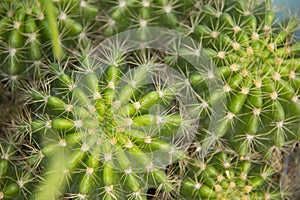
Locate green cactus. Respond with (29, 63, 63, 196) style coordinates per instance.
(15, 44, 204, 199)
(98, 0, 195, 37)
(169, 0, 300, 158)
(0, 0, 99, 90)
(0, 134, 38, 200)
(176, 147, 284, 200)
(0, 0, 299, 199)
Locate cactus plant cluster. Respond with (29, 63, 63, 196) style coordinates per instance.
(0, 0, 299, 199)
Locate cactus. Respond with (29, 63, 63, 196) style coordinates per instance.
(16, 43, 203, 199)
(98, 0, 195, 37)
(0, 0, 99, 90)
(0, 0, 299, 199)
(175, 146, 284, 200)
(0, 133, 38, 200)
(169, 0, 300, 158)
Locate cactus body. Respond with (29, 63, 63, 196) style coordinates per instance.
(173, 0, 300, 156)
(0, 0, 99, 90)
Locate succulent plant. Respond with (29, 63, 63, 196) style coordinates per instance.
(0, 0, 299, 199)
(176, 147, 283, 200)
(14, 40, 204, 199)
(98, 0, 195, 37)
(0, 0, 99, 90)
(169, 0, 300, 158)
(0, 134, 38, 200)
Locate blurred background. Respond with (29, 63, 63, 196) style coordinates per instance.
(274, 0, 300, 39)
